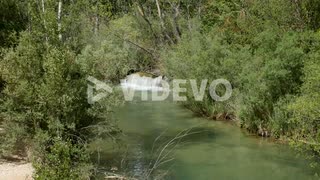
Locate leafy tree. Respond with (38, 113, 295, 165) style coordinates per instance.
(288, 50, 320, 167)
(0, 0, 28, 47)
(0, 0, 121, 178)
(78, 15, 157, 82)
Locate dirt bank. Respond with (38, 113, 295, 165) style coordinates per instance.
(0, 162, 33, 180)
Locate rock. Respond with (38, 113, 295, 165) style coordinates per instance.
(258, 124, 270, 137)
(110, 166, 118, 172)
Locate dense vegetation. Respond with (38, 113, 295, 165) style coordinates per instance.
(1, 0, 320, 178)
(163, 0, 320, 169)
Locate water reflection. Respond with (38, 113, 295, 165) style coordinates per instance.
(94, 99, 317, 180)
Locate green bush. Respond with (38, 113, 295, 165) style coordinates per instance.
(164, 22, 312, 136)
(33, 136, 92, 180)
(163, 28, 241, 119)
(0, 32, 120, 178)
(77, 15, 156, 82)
(288, 51, 320, 165)
(237, 30, 306, 132)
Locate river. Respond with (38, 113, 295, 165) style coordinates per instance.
(92, 92, 317, 180)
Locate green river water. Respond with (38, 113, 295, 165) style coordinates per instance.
(95, 96, 317, 180)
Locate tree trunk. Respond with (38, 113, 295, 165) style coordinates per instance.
(198, 0, 202, 19)
(155, 0, 174, 44)
(94, 2, 99, 35)
(136, 3, 157, 40)
(155, 0, 163, 26)
(187, 5, 192, 32)
(41, 0, 48, 43)
(57, 0, 62, 41)
(94, 15, 99, 35)
(172, 3, 181, 41)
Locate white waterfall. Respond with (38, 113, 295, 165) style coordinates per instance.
(121, 73, 166, 91)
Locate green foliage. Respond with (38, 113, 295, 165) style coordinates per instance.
(78, 15, 156, 82)
(0, 33, 43, 153)
(0, 32, 120, 178)
(164, 0, 320, 169)
(201, 0, 308, 43)
(270, 96, 295, 138)
(164, 0, 320, 136)
(301, 0, 320, 30)
(0, 0, 28, 47)
(33, 136, 91, 180)
(163, 28, 241, 119)
(90, 0, 113, 19)
(237, 30, 307, 132)
(0, 0, 128, 178)
(287, 51, 320, 163)
(2, 0, 320, 176)
(201, 0, 241, 31)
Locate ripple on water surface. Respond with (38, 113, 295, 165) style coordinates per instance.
(98, 99, 318, 180)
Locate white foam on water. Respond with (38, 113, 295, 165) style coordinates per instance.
(121, 73, 168, 91)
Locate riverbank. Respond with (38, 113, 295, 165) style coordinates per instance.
(181, 103, 292, 144)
